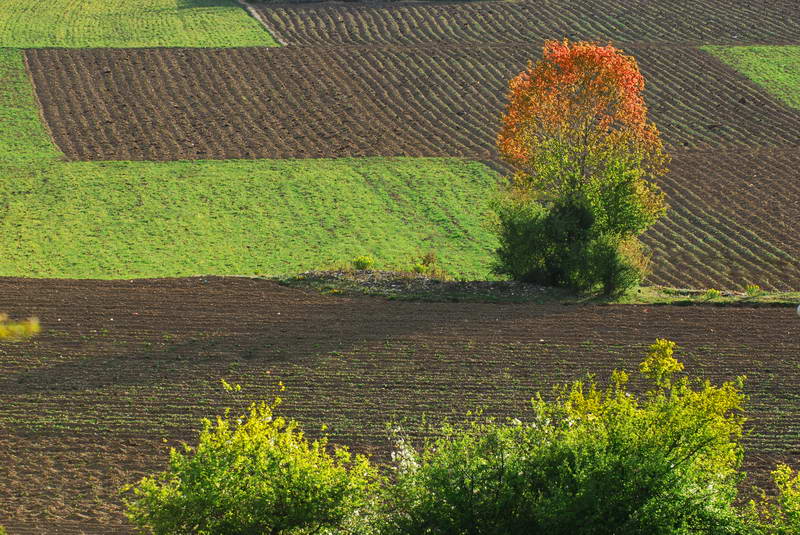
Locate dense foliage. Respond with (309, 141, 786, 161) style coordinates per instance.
(747, 464, 800, 534)
(0, 313, 39, 339)
(124, 341, 800, 535)
(491, 194, 647, 293)
(494, 40, 668, 294)
(124, 383, 379, 535)
(382, 339, 748, 535)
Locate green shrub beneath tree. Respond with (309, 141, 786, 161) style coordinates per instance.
(491, 194, 646, 294)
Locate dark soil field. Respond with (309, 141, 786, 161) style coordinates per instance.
(1, 277, 799, 533)
(644, 148, 800, 290)
(26, 46, 800, 161)
(252, 0, 800, 46)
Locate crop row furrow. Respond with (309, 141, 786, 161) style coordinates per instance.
(253, 0, 800, 47)
(27, 46, 800, 161)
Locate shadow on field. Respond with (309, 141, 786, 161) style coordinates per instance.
(0, 277, 586, 393)
(0, 286, 796, 402)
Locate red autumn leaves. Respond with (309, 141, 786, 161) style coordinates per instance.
(497, 39, 668, 198)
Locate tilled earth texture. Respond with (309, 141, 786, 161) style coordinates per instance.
(252, 0, 800, 46)
(0, 277, 799, 533)
(644, 148, 800, 291)
(26, 46, 800, 161)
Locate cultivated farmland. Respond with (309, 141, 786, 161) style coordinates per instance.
(643, 148, 800, 289)
(252, 0, 800, 46)
(27, 45, 800, 160)
(0, 49, 501, 280)
(23, 44, 800, 289)
(1, 0, 799, 532)
(1, 278, 799, 533)
(708, 45, 800, 110)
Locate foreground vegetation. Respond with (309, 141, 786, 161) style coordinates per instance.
(125, 341, 800, 534)
(0, 49, 498, 279)
(707, 46, 800, 110)
(0, 0, 277, 48)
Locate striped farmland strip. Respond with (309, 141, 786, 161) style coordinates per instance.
(253, 0, 800, 47)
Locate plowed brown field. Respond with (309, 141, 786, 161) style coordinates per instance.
(26, 46, 800, 161)
(0, 277, 799, 533)
(252, 0, 800, 47)
(644, 148, 800, 290)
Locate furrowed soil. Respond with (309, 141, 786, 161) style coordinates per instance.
(252, 0, 800, 47)
(26, 46, 800, 161)
(643, 148, 800, 290)
(0, 277, 798, 533)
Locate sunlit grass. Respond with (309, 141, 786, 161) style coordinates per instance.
(706, 46, 800, 110)
(0, 0, 277, 48)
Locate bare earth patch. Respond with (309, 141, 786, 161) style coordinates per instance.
(25, 46, 800, 161)
(252, 0, 800, 46)
(0, 277, 798, 532)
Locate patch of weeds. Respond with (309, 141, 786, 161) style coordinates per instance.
(745, 283, 763, 297)
(352, 255, 375, 270)
(703, 288, 723, 300)
(279, 271, 799, 308)
(279, 269, 564, 303)
(409, 251, 450, 279)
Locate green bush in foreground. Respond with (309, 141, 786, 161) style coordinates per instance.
(124, 383, 379, 535)
(747, 464, 800, 535)
(382, 339, 748, 535)
(125, 341, 800, 534)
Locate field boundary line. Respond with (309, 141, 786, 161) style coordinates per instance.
(20, 50, 64, 160)
(237, 0, 288, 46)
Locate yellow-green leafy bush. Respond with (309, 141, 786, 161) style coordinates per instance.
(0, 314, 39, 339)
(352, 255, 376, 270)
(124, 388, 379, 535)
(748, 464, 800, 535)
(382, 339, 747, 535)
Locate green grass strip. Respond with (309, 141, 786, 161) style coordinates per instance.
(705, 45, 800, 110)
(0, 49, 499, 279)
(0, 158, 500, 279)
(0, 0, 277, 48)
(0, 51, 62, 163)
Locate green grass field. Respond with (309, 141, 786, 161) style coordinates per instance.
(0, 49, 499, 279)
(706, 46, 800, 110)
(0, 0, 277, 48)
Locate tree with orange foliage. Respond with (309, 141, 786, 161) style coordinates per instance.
(492, 40, 669, 294)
